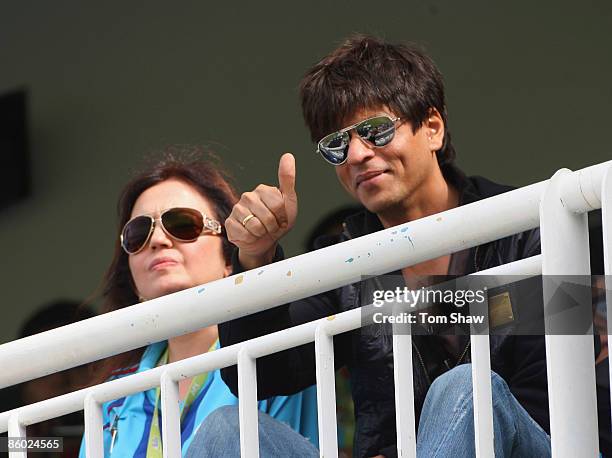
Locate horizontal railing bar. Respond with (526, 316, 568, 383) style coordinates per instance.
(0, 368, 164, 431)
(561, 162, 612, 213)
(0, 255, 542, 432)
(8, 157, 598, 388)
(3, 161, 606, 389)
(473, 254, 541, 277)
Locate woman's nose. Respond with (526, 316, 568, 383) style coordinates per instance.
(148, 220, 172, 250)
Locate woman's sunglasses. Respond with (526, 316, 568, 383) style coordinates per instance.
(120, 207, 222, 255)
(316, 115, 401, 165)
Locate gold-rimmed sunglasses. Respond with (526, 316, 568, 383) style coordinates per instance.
(120, 207, 222, 255)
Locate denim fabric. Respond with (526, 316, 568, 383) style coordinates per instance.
(417, 364, 551, 458)
(187, 364, 551, 457)
(185, 405, 319, 458)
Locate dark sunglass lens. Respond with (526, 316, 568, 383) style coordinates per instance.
(163, 208, 203, 241)
(356, 116, 395, 147)
(319, 131, 350, 164)
(122, 216, 153, 253)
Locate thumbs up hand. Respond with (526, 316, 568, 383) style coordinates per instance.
(225, 153, 298, 270)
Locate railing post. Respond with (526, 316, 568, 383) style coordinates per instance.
(84, 393, 104, 458)
(540, 169, 599, 457)
(601, 165, 612, 429)
(392, 312, 417, 458)
(238, 347, 259, 458)
(467, 278, 494, 458)
(160, 371, 181, 458)
(8, 412, 26, 458)
(315, 322, 338, 458)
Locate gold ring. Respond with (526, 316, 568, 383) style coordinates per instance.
(241, 214, 256, 227)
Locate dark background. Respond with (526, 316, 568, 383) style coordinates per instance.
(0, 0, 610, 343)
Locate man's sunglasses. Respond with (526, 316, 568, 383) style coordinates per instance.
(316, 115, 401, 165)
(120, 207, 222, 255)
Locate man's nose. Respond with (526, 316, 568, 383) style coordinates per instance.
(346, 134, 375, 165)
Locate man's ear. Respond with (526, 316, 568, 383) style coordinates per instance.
(425, 108, 445, 153)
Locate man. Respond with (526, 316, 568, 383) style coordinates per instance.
(191, 35, 552, 458)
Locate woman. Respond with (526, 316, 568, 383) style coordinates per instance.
(79, 149, 318, 457)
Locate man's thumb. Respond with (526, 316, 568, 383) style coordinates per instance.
(278, 152, 296, 198)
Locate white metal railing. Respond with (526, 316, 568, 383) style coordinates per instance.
(0, 160, 610, 458)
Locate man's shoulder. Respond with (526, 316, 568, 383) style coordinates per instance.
(445, 164, 517, 203)
(453, 169, 541, 263)
(468, 175, 516, 199)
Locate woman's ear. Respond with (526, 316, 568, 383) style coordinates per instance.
(425, 108, 445, 153)
(129, 275, 144, 302)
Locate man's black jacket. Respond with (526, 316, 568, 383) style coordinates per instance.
(220, 167, 556, 457)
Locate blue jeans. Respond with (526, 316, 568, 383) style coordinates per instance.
(417, 364, 551, 457)
(186, 364, 551, 457)
(185, 405, 319, 458)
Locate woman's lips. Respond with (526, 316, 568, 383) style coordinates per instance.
(149, 257, 178, 271)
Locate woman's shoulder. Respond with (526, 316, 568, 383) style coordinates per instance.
(108, 341, 167, 381)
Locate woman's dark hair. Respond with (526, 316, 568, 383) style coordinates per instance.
(299, 34, 456, 171)
(94, 146, 238, 380)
